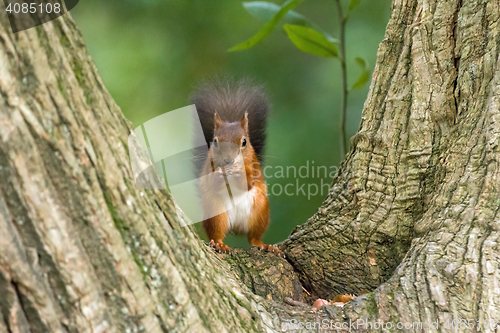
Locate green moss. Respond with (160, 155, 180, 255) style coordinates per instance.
(365, 292, 378, 316)
(57, 78, 68, 102)
(72, 60, 84, 86)
(131, 250, 148, 279)
(60, 33, 70, 47)
(251, 319, 258, 331)
(70, 60, 93, 104)
(230, 289, 259, 331)
(120, 138, 130, 158)
(195, 307, 210, 329)
(103, 192, 127, 241)
(83, 89, 93, 105)
(103, 192, 150, 283)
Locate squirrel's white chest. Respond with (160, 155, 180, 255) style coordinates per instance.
(226, 188, 256, 234)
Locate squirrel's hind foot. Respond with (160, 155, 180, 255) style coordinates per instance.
(209, 239, 231, 254)
(256, 244, 284, 258)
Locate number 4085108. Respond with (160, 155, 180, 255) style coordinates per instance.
(6, 2, 61, 14)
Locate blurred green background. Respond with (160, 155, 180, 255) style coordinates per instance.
(71, 0, 391, 247)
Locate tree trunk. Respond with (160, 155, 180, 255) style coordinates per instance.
(0, 0, 499, 332)
(281, 0, 500, 330)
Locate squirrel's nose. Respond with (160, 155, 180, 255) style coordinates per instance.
(223, 159, 233, 165)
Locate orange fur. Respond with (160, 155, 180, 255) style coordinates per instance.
(199, 119, 281, 256)
(245, 152, 269, 247)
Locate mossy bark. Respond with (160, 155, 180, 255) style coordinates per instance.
(1, 0, 500, 332)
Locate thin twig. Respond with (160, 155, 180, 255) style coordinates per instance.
(335, 0, 348, 158)
(284, 297, 310, 307)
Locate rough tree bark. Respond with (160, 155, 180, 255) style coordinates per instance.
(282, 0, 500, 330)
(0, 0, 499, 332)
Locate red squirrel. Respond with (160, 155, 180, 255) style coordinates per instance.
(191, 78, 282, 256)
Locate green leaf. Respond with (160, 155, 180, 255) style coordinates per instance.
(243, 1, 300, 23)
(242, 1, 337, 43)
(283, 24, 338, 58)
(351, 57, 370, 90)
(229, 0, 304, 52)
(354, 57, 367, 69)
(348, 0, 362, 12)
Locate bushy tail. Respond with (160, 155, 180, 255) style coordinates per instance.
(190, 76, 270, 164)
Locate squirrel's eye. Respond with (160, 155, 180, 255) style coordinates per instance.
(242, 138, 247, 147)
(213, 138, 218, 147)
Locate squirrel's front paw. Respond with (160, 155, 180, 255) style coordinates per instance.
(209, 239, 231, 254)
(257, 244, 284, 258)
(211, 170, 227, 191)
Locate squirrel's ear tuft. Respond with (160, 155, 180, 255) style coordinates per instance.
(241, 112, 249, 133)
(214, 112, 223, 129)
